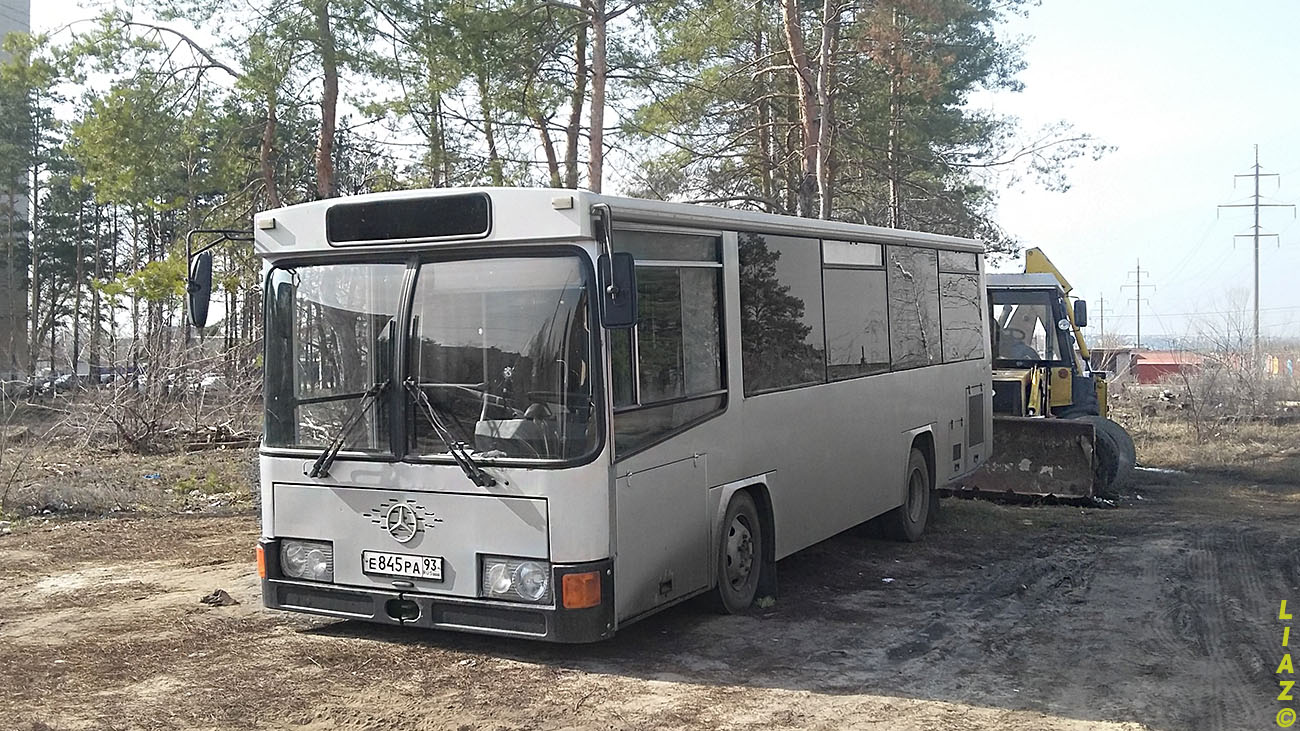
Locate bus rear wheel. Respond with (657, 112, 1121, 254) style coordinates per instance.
(713, 491, 763, 614)
(883, 448, 931, 542)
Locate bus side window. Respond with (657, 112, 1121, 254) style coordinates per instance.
(887, 246, 941, 369)
(738, 232, 826, 394)
(611, 230, 725, 457)
(939, 271, 984, 362)
(823, 267, 889, 381)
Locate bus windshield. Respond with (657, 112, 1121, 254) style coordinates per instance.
(407, 256, 596, 462)
(264, 262, 405, 452)
(263, 255, 598, 463)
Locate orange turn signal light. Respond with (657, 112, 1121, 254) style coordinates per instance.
(256, 545, 267, 579)
(562, 571, 601, 610)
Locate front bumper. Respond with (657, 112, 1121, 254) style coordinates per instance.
(259, 539, 615, 643)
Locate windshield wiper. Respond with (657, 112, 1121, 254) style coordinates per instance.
(404, 379, 498, 487)
(308, 379, 390, 478)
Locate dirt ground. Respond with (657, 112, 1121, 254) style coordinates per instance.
(2, 429, 1298, 730)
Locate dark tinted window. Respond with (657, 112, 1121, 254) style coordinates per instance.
(887, 246, 941, 369)
(823, 268, 890, 380)
(613, 396, 726, 455)
(940, 272, 985, 362)
(327, 194, 491, 243)
(611, 232, 725, 457)
(610, 329, 634, 408)
(938, 250, 978, 273)
(635, 268, 723, 402)
(614, 229, 719, 261)
(739, 233, 825, 394)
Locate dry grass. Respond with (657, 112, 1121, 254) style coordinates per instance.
(1, 372, 261, 520)
(1117, 402, 1300, 485)
(1, 444, 257, 520)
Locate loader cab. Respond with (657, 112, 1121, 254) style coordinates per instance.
(987, 274, 1082, 418)
(989, 284, 1075, 370)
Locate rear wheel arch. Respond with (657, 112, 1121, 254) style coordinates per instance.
(909, 430, 936, 489)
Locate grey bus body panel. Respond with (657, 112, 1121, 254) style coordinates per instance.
(613, 454, 710, 619)
(272, 483, 548, 597)
(252, 188, 982, 261)
(260, 454, 612, 565)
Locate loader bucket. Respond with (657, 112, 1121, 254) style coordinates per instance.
(961, 416, 1098, 498)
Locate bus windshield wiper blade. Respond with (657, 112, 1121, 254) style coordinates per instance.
(308, 379, 390, 479)
(404, 379, 497, 487)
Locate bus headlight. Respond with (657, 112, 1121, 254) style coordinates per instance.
(280, 539, 334, 582)
(480, 556, 551, 603)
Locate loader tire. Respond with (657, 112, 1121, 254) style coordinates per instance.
(1104, 419, 1137, 468)
(1090, 423, 1122, 498)
(1076, 415, 1135, 491)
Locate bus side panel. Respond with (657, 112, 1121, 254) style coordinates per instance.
(734, 360, 986, 561)
(613, 455, 709, 621)
(736, 381, 907, 560)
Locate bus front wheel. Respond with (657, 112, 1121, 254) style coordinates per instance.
(713, 491, 763, 614)
(883, 448, 931, 542)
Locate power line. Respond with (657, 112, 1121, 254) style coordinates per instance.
(1121, 260, 1155, 349)
(1163, 217, 1220, 284)
(1106, 304, 1300, 319)
(1088, 292, 1115, 341)
(1217, 144, 1295, 366)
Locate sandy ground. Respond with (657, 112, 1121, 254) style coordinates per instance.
(1, 467, 1296, 731)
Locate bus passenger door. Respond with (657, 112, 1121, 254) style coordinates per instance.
(615, 454, 709, 620)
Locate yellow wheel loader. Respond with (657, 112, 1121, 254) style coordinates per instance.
(962, 248, 1135, 499)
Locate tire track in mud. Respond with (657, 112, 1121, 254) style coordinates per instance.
(1177, 528, 1270, 730)
(874, 536, 1111, 712)
(1142, 537, 1185, 656)
(1221, 526, 1294, 727)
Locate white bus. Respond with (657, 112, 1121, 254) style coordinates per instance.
(188, 188, 991, 642)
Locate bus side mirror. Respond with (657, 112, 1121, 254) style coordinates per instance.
(1073, 299, 1087, 329)
(188, 251, 213, 328)
(598, 252, 638, 329)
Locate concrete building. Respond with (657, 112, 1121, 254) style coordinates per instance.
(0, 0, 31, 379)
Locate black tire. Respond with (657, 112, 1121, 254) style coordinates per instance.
(1076, 415, 1134, 491)
(1091, 424, 1122, 498)
(713, 491, 763, 614)
(1102, 418, 1137, 467)
(883, 449, 931, 542)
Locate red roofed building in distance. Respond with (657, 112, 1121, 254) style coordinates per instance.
(1132, 351, 1204, 385)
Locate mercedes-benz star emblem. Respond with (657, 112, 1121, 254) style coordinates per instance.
(385, 504, 419, 543)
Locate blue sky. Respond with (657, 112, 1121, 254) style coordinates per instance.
(31, 0, 1300, 344)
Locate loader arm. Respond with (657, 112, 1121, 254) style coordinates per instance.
(1024, 247, 1091, 363)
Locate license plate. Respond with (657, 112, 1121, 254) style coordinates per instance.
(361, 551, 444, 580)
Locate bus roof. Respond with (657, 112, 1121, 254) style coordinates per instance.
(252, 187, 985, 260)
